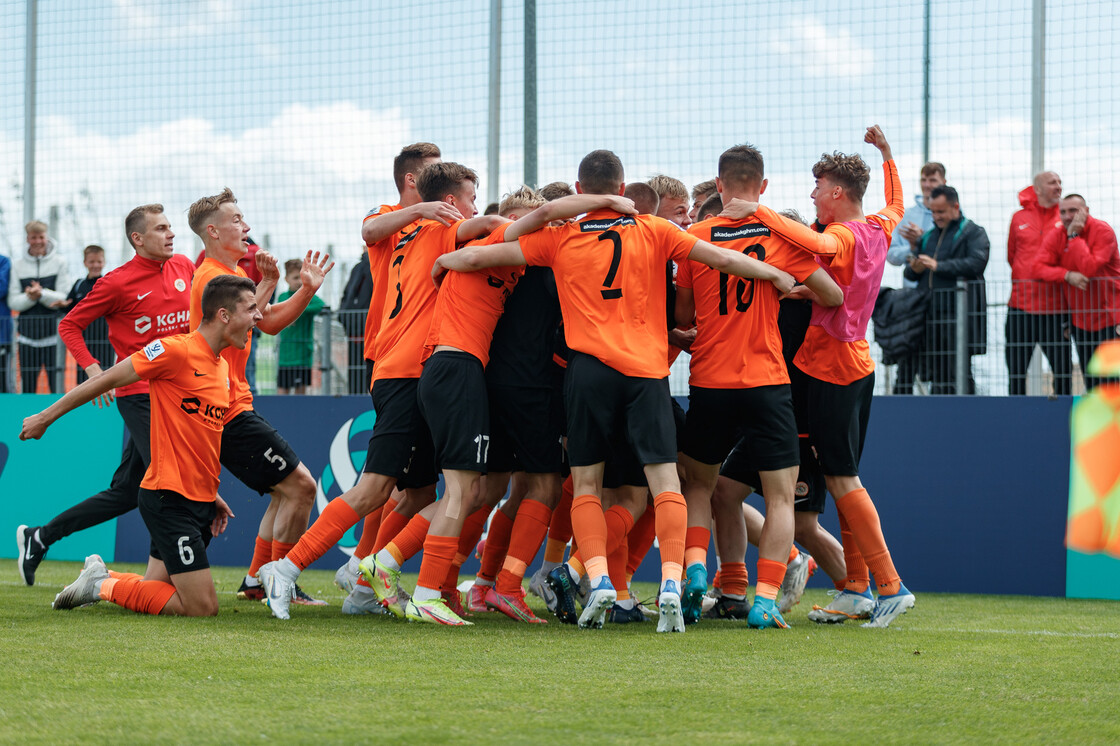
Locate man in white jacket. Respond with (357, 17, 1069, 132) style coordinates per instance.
(8, 220, 70, 393)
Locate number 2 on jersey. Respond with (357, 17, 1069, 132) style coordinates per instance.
(598, 230, 623, 300)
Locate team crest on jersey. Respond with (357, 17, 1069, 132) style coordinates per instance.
(711, 224, 770, 242)
(579, 216, 637, 232)
(174, 279, 187, 292)
(142, 340, 165, 361)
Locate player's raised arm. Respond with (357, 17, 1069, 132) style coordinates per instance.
(865, 125, 905, 226)
(20, 358, 142, 441)
(432, 241, 527, 282)
(687, 240, 796, 295)
(504, 195, 637, 241)
(256, 250, 334, 334)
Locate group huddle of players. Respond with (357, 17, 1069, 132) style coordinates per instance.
(20, 125, 915, 632)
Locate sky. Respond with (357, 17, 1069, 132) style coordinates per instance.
(0, 0, 1117, 369)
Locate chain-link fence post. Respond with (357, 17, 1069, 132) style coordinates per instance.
(319, 307, 332, 395)
(956, 279, 969, 395)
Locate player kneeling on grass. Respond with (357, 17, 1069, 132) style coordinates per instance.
(20, 275, 259, 617)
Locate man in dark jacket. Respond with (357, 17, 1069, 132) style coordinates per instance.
(903, 185, 989, 394)
(339, 252, 372, 393)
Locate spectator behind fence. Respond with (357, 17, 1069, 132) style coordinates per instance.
(65, 245, 114, 383)
(903, 185, 989, 394)
(277, 258, 326, 394)
(339, 251, 372, 394)
(1033, 194, 1120, 390)
(0, 251, 11, 392)
(8, 220, 70, 393)
(886, 161, 946, 393)
(1006, 172, 1070, 395)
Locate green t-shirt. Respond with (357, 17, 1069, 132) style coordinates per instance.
(277, 289, 326, 368)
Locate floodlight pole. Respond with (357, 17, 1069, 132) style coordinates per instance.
(524, 0, 537, 189)
(24, 0, 37, 224)
(1030, 0, 1045, 175)
(922, 0, 931, 165)
(487, 0, 501, 206)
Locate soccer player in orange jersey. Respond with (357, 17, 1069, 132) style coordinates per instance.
(676, 144, 843, 629)
(23, 275, 260, 617)
(689, 179, 718, 225)
(334, 143, 446, 606)
(728, 126, 915, 627)
(433, 149, 795, 632)
(257, 162, 504, 620)
(188, 189, 333, 606)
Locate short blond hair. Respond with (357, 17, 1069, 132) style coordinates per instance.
(25, 220, 47, 235)
(498, 186, 545, 217)
(539, 181, 574, 202)
(188, 187, 237, 237)
(647, 174, 688, 203)
(691, 179, 717, 202)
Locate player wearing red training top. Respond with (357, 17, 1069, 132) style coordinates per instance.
(676, 144, 843, 629)
(434, 149, 795, 633)
(23, 275, 260, 617)
(258, 162, 504, 620)
(16, 205, 194, 586)
(732, 126, 915, 628)
(187, 188, 333, 605)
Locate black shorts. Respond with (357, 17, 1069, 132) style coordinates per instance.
(682, 385, 799, 472)
(138, 488, 215, 576)
(804, 369, 875, 477)
(487, 383, 565, 474)
(220, 410, 301, 495)
(564, 352, 676, 468)
(277, 366, 312, 389)
(671, 396, 686, 452)
(720, 435, 826, 513)
(364, 377, 438, 489)
(603, 436, 647, 489)
(417, 351, 489, 472)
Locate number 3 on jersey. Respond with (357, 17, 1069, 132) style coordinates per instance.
(599, 229, 623, 300)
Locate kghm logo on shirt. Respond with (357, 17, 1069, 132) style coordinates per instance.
(179, 396, 228, 422)
(711, 225, 770, 242)
(579, 217, 637, 232)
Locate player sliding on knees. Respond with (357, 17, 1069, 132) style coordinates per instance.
(20, 275, 260, 617)
(433, 149, 795, 633)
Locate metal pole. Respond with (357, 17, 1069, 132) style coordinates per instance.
(55, 332, 64, 393)
(955, 279, 969, 395)
(23, 0, 37, 224)
(320, 308, 332, 395)
(1030, 0, 1045, 175)
(523, 0, 537, 189)
(922, 0, 931, 165)
(487, 0, 501, 206)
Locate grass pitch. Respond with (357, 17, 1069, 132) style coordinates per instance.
(2, 560, 1118, 744)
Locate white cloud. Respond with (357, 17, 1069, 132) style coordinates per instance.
(113, 0, 238, 40)
(767, 19, 874, 79)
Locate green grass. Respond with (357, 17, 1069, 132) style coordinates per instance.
(2, 560, 1119, 744)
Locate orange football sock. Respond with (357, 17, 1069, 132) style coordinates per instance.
(836, 488, 901, 595)
(625, 503, 657, 581)
(285, 499, 361, 570)
(247, 536, 272, 578)
(388, 513, 431, 566)
(570, 494, 608, 579)
(720, 562, 748, 598)
(107, 570, 143, 581)
(271, 540, 297, 562)
(372, 499, 407, 554)
(568, 553, 586, 578)
(354, 505, 385, 558)
(99, 576, 177, 615)
(443, 555, 466, 593)
(415, 534, 459, 594)
(755, 558, 787, 601)
(547, 476, 575, 546)
(543, 537, 567, 564)
(837, 511, 869, 592)
(605, 505, 634, 593)
(788, 544, 800, 564)
(653, 491, 687, 588)
(684, 526, 710, 569)
(478, 510, 514, 583)
(496, 499, 553, 595)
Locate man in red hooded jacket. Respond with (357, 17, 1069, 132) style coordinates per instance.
(1033, 194, 1120, 390)
(1006, 171, 1070, 395)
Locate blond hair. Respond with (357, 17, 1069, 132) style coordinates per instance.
(691, 179, 717, 203)
(498, 186, 545, 217)
(188, 188, 237, 237)
(647, 174, 688, 203)
(25, 220, 47, 235)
